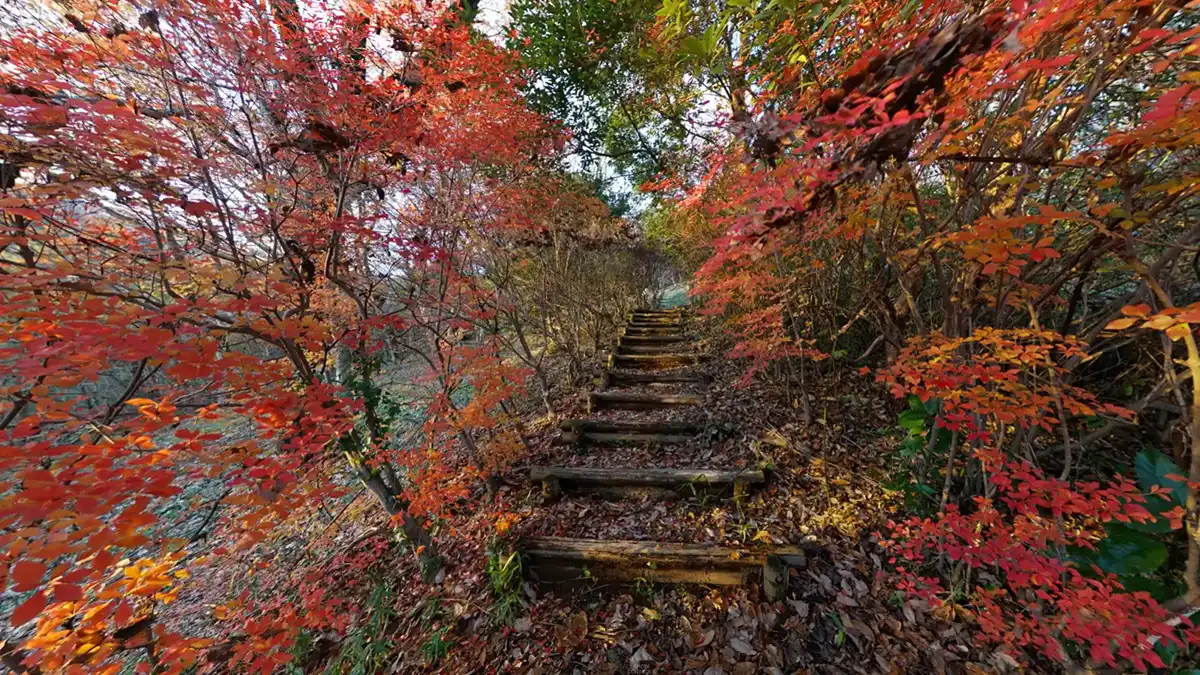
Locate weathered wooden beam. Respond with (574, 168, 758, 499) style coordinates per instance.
(609, 353, 707, 369)
(630, 314, 685, 321)
(603, 370, 711, 387)
(620, 326, 685, 336)
(628, 319, 684, 328)
(522, 537, 805, 588)
(557, 418, 704, 445)
(529, 466, 764, 500)
(559, 430, 698, 444)
(586, 391, 704, 412)
(618, 334, 690, 344)
(617, 343, 697, 355)
(559, 419, 705, 433)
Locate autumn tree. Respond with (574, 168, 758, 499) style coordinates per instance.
(0, 0, 628, 671)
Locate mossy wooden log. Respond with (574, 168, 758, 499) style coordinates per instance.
(521, 537, 806, 587)
(609, 353, 706, 369)
(586, 391, 704, 412)
(529, 466, 764, 500)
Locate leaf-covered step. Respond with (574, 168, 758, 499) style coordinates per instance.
(627, 319, 685, 328)
(618, 333, 691, 345)
(556, 419, 704, 445)
(620, 325, 686, 336)
(586, 390, 704, 411)
(599, 370, 711, 389)
(521, 537, 805, 595)
(616, 343, 696, 355)
(608, 353, 706, 369)
(631, 308, 686, 315)
(529, 466, 765, 501)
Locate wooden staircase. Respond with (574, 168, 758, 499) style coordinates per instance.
(521, 307, 801, 600)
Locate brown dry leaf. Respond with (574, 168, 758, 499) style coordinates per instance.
(729, 638, 757, 656)
(555, 610, 588, 649)
(761, 429, 789, 448)
(733, 662, 757, 675)
(691, 629, 716, 650)
(629, 645, 656, 670)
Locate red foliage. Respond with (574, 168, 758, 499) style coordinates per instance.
(0, 0, 568, 670)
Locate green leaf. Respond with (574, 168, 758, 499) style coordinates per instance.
(897, 409, 926, 434)
(1118, 573, 1175, 601)
(680, 36, 710, 59)
(819, 1, 852, 34)
(1094, 525, 1168, 576)
(899, 435, 924, 458)
(1136, 448, 1189, 507)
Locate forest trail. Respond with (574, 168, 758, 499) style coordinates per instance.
(520, 309, 806, 597)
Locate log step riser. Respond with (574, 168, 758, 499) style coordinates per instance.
(590, 400, 700, 411)
(559, 419, 704, 433)
(532, 468, 764, 501)
(621, 328, 685, 335)
(521, 538, 805, 596)
(526, 562, 752, 587)
(586, 393, 704, 413)
(558, 431, 697, 445)
(604, 373, 709, 387)
(616, 345, 695, 355)
(611, 356, 705, 370)
(618, 335, 690, 344)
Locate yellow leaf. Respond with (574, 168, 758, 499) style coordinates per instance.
(752, 529, 773, 543)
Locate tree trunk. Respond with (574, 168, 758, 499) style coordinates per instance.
(356, 465, 441, 582)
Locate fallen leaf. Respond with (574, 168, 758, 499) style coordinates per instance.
(629, 645, 655, 669)
(729, 638, 757, 656)
(691, 629, 716, 649)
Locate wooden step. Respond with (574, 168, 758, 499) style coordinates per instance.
(557, 419, 704, 444)
(616, 343, 694, 355)
(628, 320, 684, 328)
(629, 312, 685, 320)
(632, 308, 685, 315)
(600, 370, 711, 389)
(586, 391, 704, 411)
(609, 353, 706, 369)
(521, 537, 805, 594)
(530, 466, 765, 500)
(619, 334, 690, 345)
(620, 326, 685, 336)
